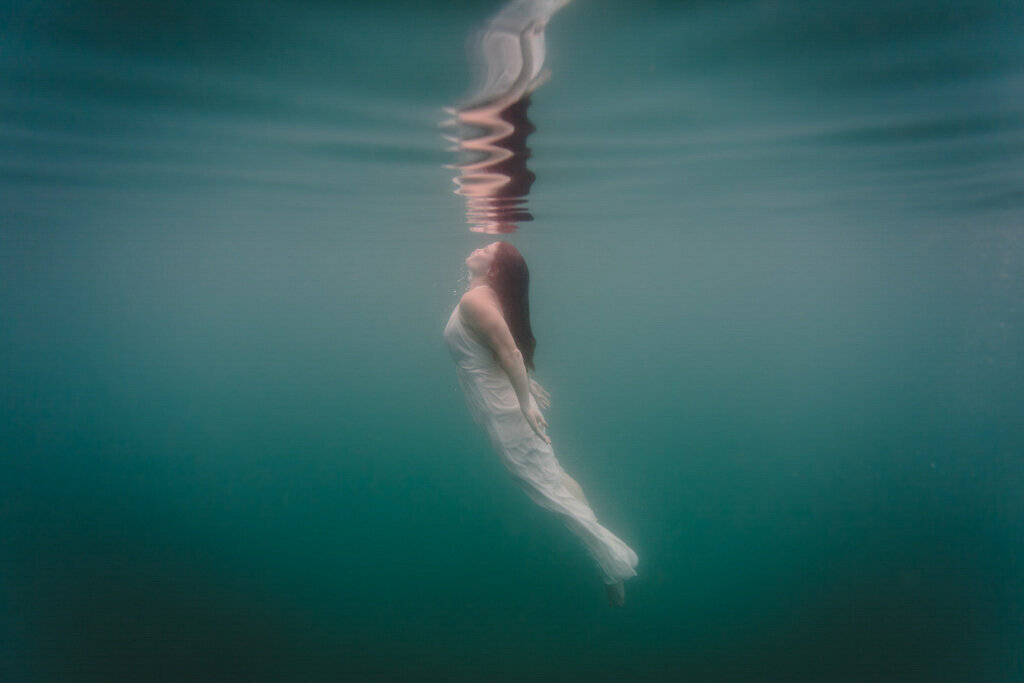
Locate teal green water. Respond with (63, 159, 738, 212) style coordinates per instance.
(2, 1, 1023, 680)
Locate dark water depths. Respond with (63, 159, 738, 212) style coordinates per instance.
(2, 0, 1023, 680)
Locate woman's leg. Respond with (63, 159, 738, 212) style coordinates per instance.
(561, 471, 590, 507)
(605, 581, 625, 607)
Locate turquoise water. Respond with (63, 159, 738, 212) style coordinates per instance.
(2, 0, 1023, 680)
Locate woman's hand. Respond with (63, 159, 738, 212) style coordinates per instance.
(529, 378, 551, 409)
(522, 405, 550, 444)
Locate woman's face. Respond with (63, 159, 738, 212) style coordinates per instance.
(466, 241, 500, 275)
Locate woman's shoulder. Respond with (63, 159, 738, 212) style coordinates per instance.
(460, 285, 498, 307)
(460, 286, 501, 322)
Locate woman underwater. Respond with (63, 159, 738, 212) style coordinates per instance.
(443, 241, 638, 606)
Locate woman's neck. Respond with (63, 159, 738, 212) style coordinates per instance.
(468, 274, 491, 291)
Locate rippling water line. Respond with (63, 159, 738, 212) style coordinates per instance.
(446, 0, 574, 233)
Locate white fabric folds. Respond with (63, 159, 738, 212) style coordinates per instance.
(444, 304, 638, 585)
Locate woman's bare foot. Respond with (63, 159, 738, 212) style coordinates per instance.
(605, 581, 625, 607)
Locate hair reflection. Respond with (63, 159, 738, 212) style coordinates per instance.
(444, 0, 573, 234)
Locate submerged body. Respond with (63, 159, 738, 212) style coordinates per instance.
(444, 294, 638, 593)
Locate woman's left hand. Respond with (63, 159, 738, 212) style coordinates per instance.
(522, 405, 550, 444)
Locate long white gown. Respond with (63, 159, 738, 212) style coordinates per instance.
(444, 303, 638, 585)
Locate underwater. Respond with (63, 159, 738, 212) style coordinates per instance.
(2, 0, 1023, 680)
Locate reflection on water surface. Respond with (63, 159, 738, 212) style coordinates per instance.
(444, 0, 573, 233)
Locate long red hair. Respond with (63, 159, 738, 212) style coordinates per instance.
(488, 241, 537, 371)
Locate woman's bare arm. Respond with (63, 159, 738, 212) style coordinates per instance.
(460, 288, 549, 443)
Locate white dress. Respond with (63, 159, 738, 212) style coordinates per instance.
(444, 304, 638, 585)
